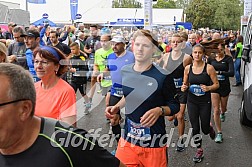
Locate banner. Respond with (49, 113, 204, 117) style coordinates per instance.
(70, 0, 78, 20)
(27, 0, 46, 4)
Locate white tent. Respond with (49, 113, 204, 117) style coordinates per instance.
(80, 8, 183, 25)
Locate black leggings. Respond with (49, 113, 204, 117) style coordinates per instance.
(187, 100, 211, 148)
(109, 95, 122, 143)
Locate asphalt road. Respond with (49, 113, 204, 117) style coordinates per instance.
(76, 79, 252, 167)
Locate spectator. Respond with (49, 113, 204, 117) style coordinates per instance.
(7, 26, 27, 68)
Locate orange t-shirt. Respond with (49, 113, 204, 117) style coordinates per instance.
(35, 78, 76, 120)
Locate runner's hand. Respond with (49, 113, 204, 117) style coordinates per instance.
(97, 73, 103, 82)
(181, 82, 188, 92)
(140, 107, 161, 127)
(200, 84, 210, 92)
(105, 105, 120, 119)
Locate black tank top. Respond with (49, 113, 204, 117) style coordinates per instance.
(166, 52, 185, 89)
(188, 63, 211, 103)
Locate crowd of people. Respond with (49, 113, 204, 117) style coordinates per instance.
(0, 21, 243, 166)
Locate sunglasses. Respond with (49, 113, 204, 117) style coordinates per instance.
(0, 99, 29, 107)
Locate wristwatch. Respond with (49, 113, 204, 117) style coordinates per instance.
(160, 106, 165, 116)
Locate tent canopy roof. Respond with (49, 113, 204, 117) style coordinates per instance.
(80, 8, 183, 25)
(32, 18, 56, 27)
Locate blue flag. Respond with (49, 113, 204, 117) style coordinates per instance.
(27, 0, 46, 4)
(70, 0, 78, 20)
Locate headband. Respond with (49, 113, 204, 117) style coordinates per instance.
(41, 46, 61, 61)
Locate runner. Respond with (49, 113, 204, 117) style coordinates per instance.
(69, 42, 90, 114)
(181, 44, 219, 163)
(0, 63, 125, 167)
(207, 39, 234, 143)
(94, 33, 113, 97)
(162, 33, 192, 152)
(34, 46, 76, 126)
(97, 35, 135, 147)
(105, 29, 180, 167)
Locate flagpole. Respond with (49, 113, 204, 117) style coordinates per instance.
(26, 0, 28, 11)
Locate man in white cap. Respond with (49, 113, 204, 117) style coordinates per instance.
(97, 35, 135, 154)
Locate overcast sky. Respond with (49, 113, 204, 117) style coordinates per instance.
(4, 0, 113, 22)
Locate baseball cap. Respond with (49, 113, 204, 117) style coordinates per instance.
(111, 35, 125, 44)
(100, 27, 111, 35)
(20, 29, 40, 38)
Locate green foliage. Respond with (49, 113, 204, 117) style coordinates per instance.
(175, 0, 191, 10)
(112, 0, 142, 8)
(153, 0, 176, 8)
(185, 0, 243, 30)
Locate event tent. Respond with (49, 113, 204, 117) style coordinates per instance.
(32, 18, 56, 27)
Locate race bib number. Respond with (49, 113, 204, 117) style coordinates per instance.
(32, 75, 40, 83)
(112, 87, 123, 97)
(127, 119, 151, 141)
(189, 84, 205, 96)
(217, 75, 225, 81)
(174, 78, 183, 88)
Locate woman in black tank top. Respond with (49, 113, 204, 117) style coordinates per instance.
(181, 44, 219, 163)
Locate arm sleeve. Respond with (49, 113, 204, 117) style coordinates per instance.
(162, 74, 180, 116)
(39, 26, 48, 46)
(58, 32, 69, 42)
(221, 56, 234, 77)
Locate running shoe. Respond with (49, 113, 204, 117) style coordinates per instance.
(174, 118, 178, 127)
(84, 102, 92, 115)
(215, 133, 223, 143)
(209, 125, 216, 140)
(220, 113, 225, 122)
(193, 148, 204, 163)
(176, 144, 185, 152)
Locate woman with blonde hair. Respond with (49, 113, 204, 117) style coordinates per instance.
(0, 42, 8, 63)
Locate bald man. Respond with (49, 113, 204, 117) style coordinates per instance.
(212, 32, 221, 40)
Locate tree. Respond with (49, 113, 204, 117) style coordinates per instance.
(212, 0, 243, 30)
(175, 0, 192, 10)
(185, 0, 215, 29)
(112, 0, 142, 8)
(185, 0, 243, 30)
(153, 0, 176, 8)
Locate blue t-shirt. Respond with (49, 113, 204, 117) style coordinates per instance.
(107, 51, 135, 97)
(26, 49, 40, 82)
(121, 64, 180, 147)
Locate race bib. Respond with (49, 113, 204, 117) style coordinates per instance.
(112, 87, 123, 97)
(189, 84, 205, 96)
(101, 76, 112, 87)
(217, 74, 225, 81)
(127, 119, 151, 141)
(174, 78, 183, 88)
